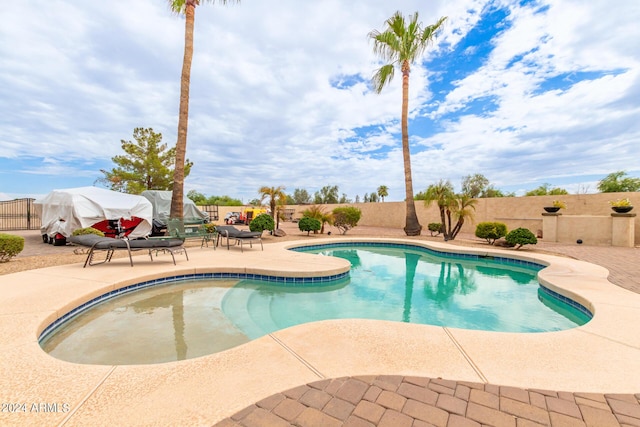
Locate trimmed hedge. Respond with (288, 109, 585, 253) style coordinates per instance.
(298, 217, 321, 235)
(428, 223, 444, 236)
(505, 227, 537, 249)
(249, 213, 275, 233)
(0, 233, 25, 263)
(475, 222, 507, 245)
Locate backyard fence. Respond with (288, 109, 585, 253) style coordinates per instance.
(0, 198, 41, 231)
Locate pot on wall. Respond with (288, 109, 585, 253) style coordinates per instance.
(611, 206, 633, 214)
(543, 207, 560, 213)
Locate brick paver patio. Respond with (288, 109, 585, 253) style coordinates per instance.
(216, 375, 640, 427)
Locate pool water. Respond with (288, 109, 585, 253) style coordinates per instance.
(40, 244, 591, 365)
(226, 246, 590, 337)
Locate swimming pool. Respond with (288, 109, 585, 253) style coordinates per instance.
(39, 243, 591, 364)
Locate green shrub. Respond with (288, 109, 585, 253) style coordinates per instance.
(332, 206, 362, 235)
(71, 227, 105, 237)
(302, 205, 333, 233)
(249, 213, 275, 233)
(0, 233, 25, 263)
(203, 223, 216, 233)
(428, 223, 444, 236)
(505, 228, 537, 249)
(475, 222, 507, 245)
(298, 217, 321, 235)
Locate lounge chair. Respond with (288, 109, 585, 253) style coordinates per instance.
(214, 225, 263, 252)
(69, 234, 188, 267)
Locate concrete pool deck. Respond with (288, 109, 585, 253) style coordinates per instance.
(1, 235, 639, 426)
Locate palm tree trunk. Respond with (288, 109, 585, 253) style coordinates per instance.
(451, 218, 464, 240)
(439, 207, 447, 238)
(170, 2, 195, 220)
(401, 62, 422, 236)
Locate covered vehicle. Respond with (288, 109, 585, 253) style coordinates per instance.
(140, 190, 208, 235)
(35, 187, 153, 245)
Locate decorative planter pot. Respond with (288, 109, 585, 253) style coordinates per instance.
(611, 206, 633, 213)
(543, 207, 560, 213)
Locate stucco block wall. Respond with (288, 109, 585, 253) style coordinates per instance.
(557, 215, 612, 245)
(205, 192, 639, 246)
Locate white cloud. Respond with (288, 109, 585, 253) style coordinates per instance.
(0, 0, 638, 202)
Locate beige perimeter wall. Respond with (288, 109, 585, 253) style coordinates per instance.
(207, 192, 639, 246)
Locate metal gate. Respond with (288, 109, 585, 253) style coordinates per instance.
(0, 198, 41, 231)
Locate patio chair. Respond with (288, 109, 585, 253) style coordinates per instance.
(215, 225, 263, 252)
(69, 234, 188, 267)
(165, 218, 215, 248)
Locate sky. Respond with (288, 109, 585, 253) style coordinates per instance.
(1, 0, 639, 203)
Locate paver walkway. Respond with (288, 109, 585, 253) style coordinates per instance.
(216, 375, 640, 427)
(215, 235, 640, 427)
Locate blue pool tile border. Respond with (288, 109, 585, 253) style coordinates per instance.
(38, 271, 349, 342)
(292, 241, 546, 270)
(539, 285, 593, 319)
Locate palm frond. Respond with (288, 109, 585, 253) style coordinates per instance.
(372, 64, 395, 93)
(169, 0, 239, 14)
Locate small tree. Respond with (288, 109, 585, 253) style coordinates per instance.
(339, 193, 352, 204)
(298, 217, 321, 236)
(505, 228, 537, 249)
(332, 207, 362, 235)
(423, 180, 455, 238)
(186, 190, 207, 204)
(525, 183, 568, 196)
(303, 205, 333, 233)
(423, 181, 477, 241)
(377, 185, 389, 202)
(313, 185, 340, 204)
(483, 187, 514, 198)
(461, 173, 489, 198)
(597, 171, 640, 192)
(98, 127, 192, 194)
(475, 222, 507, 245)
(249, 213, 274, 233)
(259, 185, 287, 231)
(292, 188, 311, 204)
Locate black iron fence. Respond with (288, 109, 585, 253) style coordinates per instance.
(0, 198, 41, 231)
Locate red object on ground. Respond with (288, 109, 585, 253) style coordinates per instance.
(91, 217, 144, 238)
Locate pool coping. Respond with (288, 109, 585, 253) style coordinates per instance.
(1, 237, 639, 426)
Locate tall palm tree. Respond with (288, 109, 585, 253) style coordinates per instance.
(377, 185, 389, 202)
(259, 185, 287, 228)
(369, 11, 446, 236)
(168, 0, 239, 220)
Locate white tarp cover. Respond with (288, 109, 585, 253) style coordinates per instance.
(140, 190, 208, 224)
(35, 187, 153, 238)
